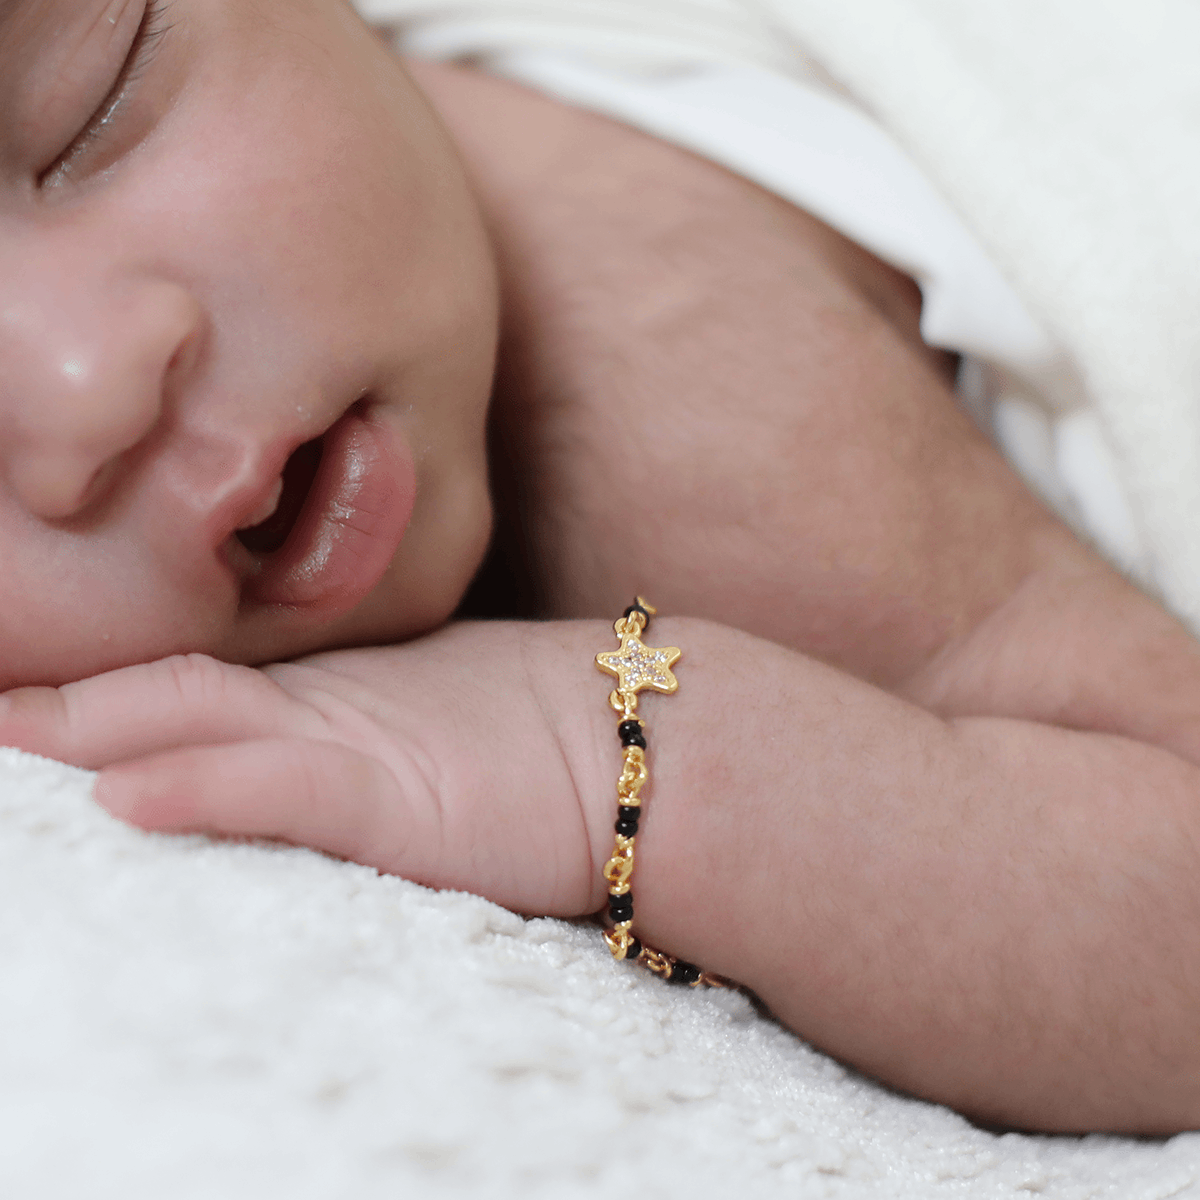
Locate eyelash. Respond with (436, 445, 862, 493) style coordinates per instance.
(41, 0, 172, 186)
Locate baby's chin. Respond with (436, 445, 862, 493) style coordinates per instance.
(0, 551, 482, 695)
(226, 484, 493, 668)
(217, 578, 475, 673)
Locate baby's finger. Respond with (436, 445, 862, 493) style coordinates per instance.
(0, 654, 320, 769)
(95, 738, 414, 875)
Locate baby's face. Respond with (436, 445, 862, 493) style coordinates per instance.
(0, 0, 497, 688)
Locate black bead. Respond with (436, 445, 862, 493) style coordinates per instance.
(608, 894, 634, 921)
(615, 818, 638, 837)
(618, 720, 647, 749)
(670, 960, 701, 986)
(625, 937, 642, 961)
(618, 806, 641, 824)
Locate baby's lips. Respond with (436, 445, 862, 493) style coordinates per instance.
(244, 408, 416, 615)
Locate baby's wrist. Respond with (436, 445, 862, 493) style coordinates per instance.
(560, 612, 741, 931)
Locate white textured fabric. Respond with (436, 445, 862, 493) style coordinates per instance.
(6, 745, 1200, 1198)
(362, 0, 1200, 615)
(355, 0, 799, 72)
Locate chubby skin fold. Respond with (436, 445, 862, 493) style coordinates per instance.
(4, 0, 1200, 1136)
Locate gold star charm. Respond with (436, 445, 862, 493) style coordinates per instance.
(596, 625, 681, 698)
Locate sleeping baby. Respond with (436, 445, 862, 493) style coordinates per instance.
(6, 0, 1200, 1137)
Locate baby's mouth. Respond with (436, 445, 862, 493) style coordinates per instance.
(230, 405, 418, 617)
(235, 438, 324, 555)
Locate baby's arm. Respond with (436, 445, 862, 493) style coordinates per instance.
(629, 618, 1200, 1137)
(423, 59, 1200, 754)
(6, 616, 1200, 1135)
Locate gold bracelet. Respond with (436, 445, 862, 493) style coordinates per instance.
(595, 599, 722, 987)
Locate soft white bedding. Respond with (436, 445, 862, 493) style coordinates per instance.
(6, 745, 1200, 1198)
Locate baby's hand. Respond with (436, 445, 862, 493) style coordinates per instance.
(0, 622, 615, 917)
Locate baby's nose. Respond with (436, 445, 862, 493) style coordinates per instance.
(0, 279, 202, 521)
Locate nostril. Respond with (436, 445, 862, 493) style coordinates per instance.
(236, 438, 324, 554)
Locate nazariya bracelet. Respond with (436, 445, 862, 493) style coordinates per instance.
(595, 598, 723, 987)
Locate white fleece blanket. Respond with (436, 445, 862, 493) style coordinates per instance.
(10, 3, 1200, 1194)
(7, 745, 1200, 1199)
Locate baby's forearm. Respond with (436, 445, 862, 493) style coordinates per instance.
(579, 617, 1200, 1134)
